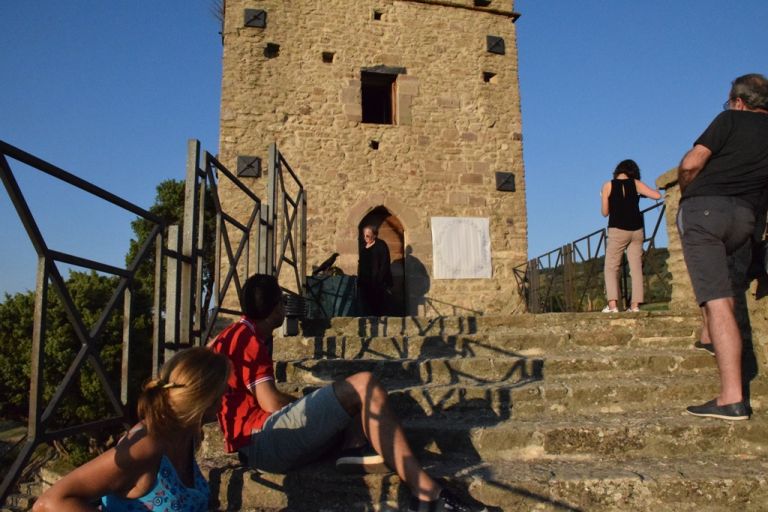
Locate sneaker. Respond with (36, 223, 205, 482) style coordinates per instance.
(693, 340, 715, 356)
(686, 399, 749, 420)
(601, 305, 619, 313)
(335, 445, 389, 474)
(408, 489, 489, 512)
(625, 306, 641, 312)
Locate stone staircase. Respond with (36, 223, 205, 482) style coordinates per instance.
(198, 311, 768, 511)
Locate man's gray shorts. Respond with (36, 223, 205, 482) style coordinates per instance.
(238, 385, 351, 473)
(677, 195, 755, 305)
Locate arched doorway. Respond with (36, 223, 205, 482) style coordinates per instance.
(358, 206, 405, 316)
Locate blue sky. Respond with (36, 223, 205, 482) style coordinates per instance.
(2, 0, 767, 296)
(518, 0, 768, 260)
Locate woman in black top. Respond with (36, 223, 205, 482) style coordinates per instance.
(357, 225, 393, 316)
(600, 159, 661, 312)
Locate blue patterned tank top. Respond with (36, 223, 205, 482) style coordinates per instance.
(100, 454, 209, 511)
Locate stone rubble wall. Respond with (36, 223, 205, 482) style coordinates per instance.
(657, 168, 767, 366)
(219, 0, 527, 315)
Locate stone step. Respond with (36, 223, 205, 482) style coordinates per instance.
(199, 454, 768, 511)
(401, 412, 768, 460)
(362, 374, 766, 422)
(274, 330, 699, 361)
(201, 390, 767, 467)
(274, 348, 716, 387)
(197, 308, 767, 511)
(297, 312, 699, 338)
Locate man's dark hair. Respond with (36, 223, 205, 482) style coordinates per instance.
(730, 73, 768, 110)
(613, 159, 641, 180)
(241, 274, 282, 320)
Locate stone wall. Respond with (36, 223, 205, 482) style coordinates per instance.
(656, 168, 697, 313)
(218, 0, 527, 315)
(657, 169, 767, 366)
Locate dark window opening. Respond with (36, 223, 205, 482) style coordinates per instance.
(264, 42, 280, 58)
(369, 140, 380, 150)
(322, 51, 335, 63)
(361, 71, 396, 124)
(373, 10, 383, 20)
(483, 71, 497, 83)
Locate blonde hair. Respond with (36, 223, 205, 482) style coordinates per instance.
(137, 347, 230, 438)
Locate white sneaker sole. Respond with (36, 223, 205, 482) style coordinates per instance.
(335, 455, 389, 474)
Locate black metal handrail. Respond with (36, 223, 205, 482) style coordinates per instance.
(0, 140, 166, 503)
(270, 144, 308, 300)
(514, 201, 669, 313)
(0, 139, 308, 505)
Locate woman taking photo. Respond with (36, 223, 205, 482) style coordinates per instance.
(601, 159, 662, 313)
(33, 347, 230, 512)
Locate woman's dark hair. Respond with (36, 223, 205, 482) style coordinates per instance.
(613, 159, 641, 180)
(241, 274, 282, 320)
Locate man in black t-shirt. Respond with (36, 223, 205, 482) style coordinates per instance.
(677, 73, 768, 421)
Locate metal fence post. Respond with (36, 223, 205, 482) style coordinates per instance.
(620, 252, 629, 310)
(266, 143, 278, 275)
(152, 235, 163, 377)
(528, 259, 540, 313)
(180, 140, 200, 346)
(121, 285, 132, 406)
(299, 189, 307, 295)
(563, 244, 575, 312)
(165, 225, 180, 360)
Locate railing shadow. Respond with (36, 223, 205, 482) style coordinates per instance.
(258, 321, 573, 510)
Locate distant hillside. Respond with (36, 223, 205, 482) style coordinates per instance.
(524, 247, 671, 313)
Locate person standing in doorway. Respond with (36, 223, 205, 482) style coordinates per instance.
(601, 159, 662, 313)
(357, 224, 393, 316)
(677, 73, 768, 421)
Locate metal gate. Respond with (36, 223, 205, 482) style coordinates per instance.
(0, 138, 306, 504)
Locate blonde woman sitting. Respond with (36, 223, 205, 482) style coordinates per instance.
(33, 347, 230, 512)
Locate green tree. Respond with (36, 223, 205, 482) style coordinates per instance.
(0, 291, 35, 418)
(0, 179, 216, 429)
(123, 179, 187, 377)
(0, 271, 122, 424)
(126, 178, 216, 334)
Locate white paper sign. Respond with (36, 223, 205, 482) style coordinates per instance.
(431, 217, 492, 279)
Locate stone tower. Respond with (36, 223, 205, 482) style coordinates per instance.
(219, 0, 527, 315)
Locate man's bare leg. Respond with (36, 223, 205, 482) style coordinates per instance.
(705, 297, 743, 404)
(333, 372, 441, 502)
(700, 306, 711, 344)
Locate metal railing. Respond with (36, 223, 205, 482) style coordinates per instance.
(267, 144, 308, 306)
(0, 140, 166, 503)
(0, 139, 306, 504)
(514, 202, 669, 313)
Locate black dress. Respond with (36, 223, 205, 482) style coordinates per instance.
(357, 239, 393, 316)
